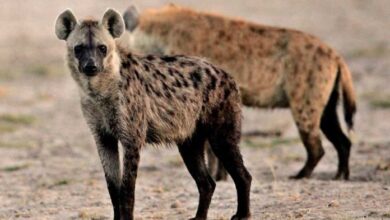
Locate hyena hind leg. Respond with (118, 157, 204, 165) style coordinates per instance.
(320, 86, 351, 180)
(290, 128, 324, 179)
(206, 141, 228, 181)
(208, 129, 251, 219)
(178, 131, 216, 220)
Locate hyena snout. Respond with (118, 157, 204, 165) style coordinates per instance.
(82, 58, 98, 76)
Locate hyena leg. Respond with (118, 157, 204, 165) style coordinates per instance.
(320, 88, 351, 180)
(288, 89, 327, 179)
(206, 141, 217, 176)
(208, 130, 251, 219)
(94, 130, 121, 220)
(215, 157, 228, 181)
(206, 141, 228, 181)
(120, 141, 142, 220)
(291, 129, 324, 179)
(178, 132, 216, 220)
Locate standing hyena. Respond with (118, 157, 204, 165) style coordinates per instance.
(122, 5, 357, 180)
(55, 8, 251, 220)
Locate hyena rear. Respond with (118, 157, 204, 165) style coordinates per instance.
(123, 5, 357, 180)
(55, 8, 251, 220)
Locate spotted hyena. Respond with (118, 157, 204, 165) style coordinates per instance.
(122, 5, 357, 180)
(55, 8, 251, 220)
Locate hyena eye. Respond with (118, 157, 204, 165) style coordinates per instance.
(74, 45, 83, 56)
(98, 45, 107, 56)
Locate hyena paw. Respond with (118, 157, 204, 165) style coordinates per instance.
(188, 217, 206, 220)
(231, 214, 251, 220)
(333, 169, 349, 180)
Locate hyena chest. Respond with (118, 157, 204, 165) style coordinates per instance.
(82, 96, 120, 135)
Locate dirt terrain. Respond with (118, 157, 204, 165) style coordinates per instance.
(0, 1, 389, 219)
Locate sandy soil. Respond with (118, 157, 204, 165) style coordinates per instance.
(0, 1, 389, 219)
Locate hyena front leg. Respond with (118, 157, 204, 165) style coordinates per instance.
(94, 130, 121, 220)
(119, 139, 142, 220)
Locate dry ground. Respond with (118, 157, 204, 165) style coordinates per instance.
(0, 1, 389, 219)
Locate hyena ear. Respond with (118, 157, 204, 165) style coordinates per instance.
(102, 8, 125, 38)
(123, 5, 140, 32)
(55, 9, 77, 40)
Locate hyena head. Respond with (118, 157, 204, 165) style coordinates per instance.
(55, 9, 125, 78)
(122, 5, 140, 33)
(120, 5, 166, 55)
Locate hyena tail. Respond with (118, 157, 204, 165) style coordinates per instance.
(339, 58, 357, 131)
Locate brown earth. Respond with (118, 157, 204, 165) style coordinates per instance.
(0, 1, 389, 219)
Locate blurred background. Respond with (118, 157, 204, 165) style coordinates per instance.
(0, 1, 389, 219)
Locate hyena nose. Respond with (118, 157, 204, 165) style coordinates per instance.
(83, 61, 98, 76)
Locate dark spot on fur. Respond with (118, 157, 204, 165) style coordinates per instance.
(134, 69, 140, 79)
(211, 66, 220, 74)
(155, 90, 162, 97)
(162, 82, 169, 91)
(176, 71, 185, 80)
(305, 43, 314, 50)
(221, 70, 229, 79)
(127, 55, 139, 66)
(205, 68, 212, 76)
(249, 26, 266, 35)
(208, 75, 217, 91)
(155, 69, 167, 80)
(166, 109, 175, 116)
(179, 62, 187, 68)
(165, 91, 172, 99)
(160, 56, 177, 63)
(224, 88, 231, 99)
(190, 69, 202, 89)
(203, 93, 209, 103)
(318, 64, 323, 71)
(279, 28, 287, 33)
(146, 55, 155, 61)
(168, 68, 176, 77)
(173, 78, 182, 88)
(143, 64, 150, 72)
(317, 47, 326, 56)
(122, 61, 131, 69)
(120, 70, 126, 78)
(125, 77, 130, 89)
(182, 79, 190, 87)
(145, 84, 151, 94)
(178, 95, 188, 102)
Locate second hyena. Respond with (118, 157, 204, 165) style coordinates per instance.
(122, 5, 357, 180)
(55, 8, 251, 220)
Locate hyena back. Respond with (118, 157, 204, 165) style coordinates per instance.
(123, 5, 357, 180)
(55, 9, 251, 220)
